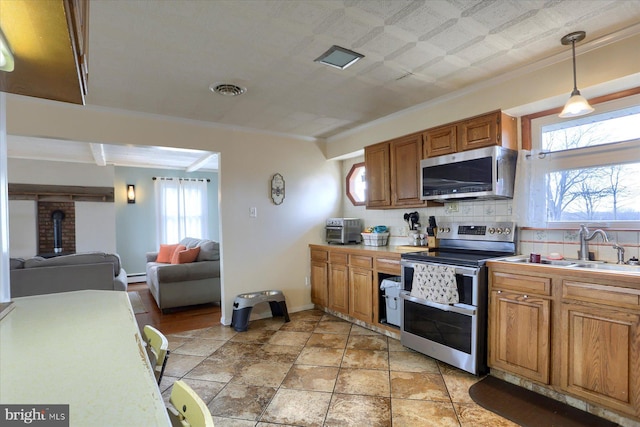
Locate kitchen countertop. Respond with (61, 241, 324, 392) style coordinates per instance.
(0, 290, 171, 426)
(310, 243, 430, 256)
(487, 256, 640, 289)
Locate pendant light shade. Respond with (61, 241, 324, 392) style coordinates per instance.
(559, 31, 594, 118)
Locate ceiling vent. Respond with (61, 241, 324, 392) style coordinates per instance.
(209, 83, 246, 97)
(314, 45, 364, 70)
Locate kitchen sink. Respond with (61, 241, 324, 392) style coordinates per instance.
(541, 259, 578, 266)
(569, 263, 640, 273)
(499, 256, 640, 273)
(501, 257, 578, 266)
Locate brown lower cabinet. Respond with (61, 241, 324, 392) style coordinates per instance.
(309, 245, 401, 334)
(488, 262, 640, 421)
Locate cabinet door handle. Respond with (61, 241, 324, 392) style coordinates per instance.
(523, 295, 528, 299)
(497, 290, 502, 294)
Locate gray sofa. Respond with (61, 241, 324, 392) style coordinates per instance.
(146, 237, 221, 312)
(10, 252, 128, 298)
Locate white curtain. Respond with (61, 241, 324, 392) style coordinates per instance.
(154, 178, 209, 245)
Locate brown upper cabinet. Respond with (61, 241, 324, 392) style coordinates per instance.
(364, 141, 391, 208)
(364, 109, 516, 209)
(365, 132, 428, 209)
(423, 124, 457, 157)
(0, 0, 89, 105)
(423, 110, 517, 158)
(390, 133, 424, 207)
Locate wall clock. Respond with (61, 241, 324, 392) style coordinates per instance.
(271, 173, 285, 205)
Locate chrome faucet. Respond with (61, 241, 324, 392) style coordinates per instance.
(578, 224, 609, 261)
(613, 243, 625, 264)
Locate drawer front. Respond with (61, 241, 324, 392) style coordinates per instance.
(329, 252, 349, 265)
(311, 249, 328, 262)
(563, 280, 640, 308)
(375, 257, 401, 274)
(350, 254, 373, 269)
(491, 271, 551, 296)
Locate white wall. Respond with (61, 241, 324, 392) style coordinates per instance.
(5, 100, 342, 324)
(7, 159, 118, 258)
(8, 158, 115, 186)
(8, 200, 37, 258)
(75, 202, 117, 254)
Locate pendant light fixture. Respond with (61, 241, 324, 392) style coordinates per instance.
(559, 31, 594, 118)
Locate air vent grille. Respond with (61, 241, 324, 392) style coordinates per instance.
(210, 83, 246, 97)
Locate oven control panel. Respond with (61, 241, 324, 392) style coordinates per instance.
(436, 222, 515, 242)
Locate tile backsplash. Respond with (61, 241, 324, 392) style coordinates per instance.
(341, 156, 640, 262)
(519, 228, 640, 264)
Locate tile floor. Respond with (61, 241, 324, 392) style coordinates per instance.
(159, 309, 517, 427)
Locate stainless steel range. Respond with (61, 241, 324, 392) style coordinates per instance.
(400, 221, 516, 375)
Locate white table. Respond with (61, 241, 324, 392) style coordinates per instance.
(0, 290, 170, 426)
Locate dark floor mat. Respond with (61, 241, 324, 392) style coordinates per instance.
(469, 375, 619, 427)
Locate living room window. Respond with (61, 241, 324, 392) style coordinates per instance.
(154, 178, 209, 244)
(527, 93, 640, 227)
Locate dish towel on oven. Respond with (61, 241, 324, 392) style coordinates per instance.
(410, 263, 459, 304)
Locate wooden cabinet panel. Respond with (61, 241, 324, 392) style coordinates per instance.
(329, 264, 349, 315)
(349, 255, 373, 269)
(364, 142, 391, 208)
(349, 267, 373, 323)
(489, 262, 640, 420)
(489, 290, 551, 384)
(310, 261, 328, 306)
(459, 111, 517, 151)
(390, 133, 424, 206)
(311, 249, 328, 262)
(329, 252, 348, 265)
(423, 125, 457, 157)
(375, 257, 401, 275)
(492, 271, 552, 296)
(563, 280, 640, 309)
(459, 111, 498, 151)
(560, 302, 640, 417)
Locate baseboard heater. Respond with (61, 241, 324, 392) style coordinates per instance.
(127, 274, 146, 284)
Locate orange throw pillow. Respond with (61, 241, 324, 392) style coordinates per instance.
(172, 247, 200, 264)
(157, 244, 180, 263)
(170, 245, 187, 264)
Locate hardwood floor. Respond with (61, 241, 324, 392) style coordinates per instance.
(128, 282, 222, 335)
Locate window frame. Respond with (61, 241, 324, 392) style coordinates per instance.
(346, 162, 366, 206)
(526, 91, 640, 229)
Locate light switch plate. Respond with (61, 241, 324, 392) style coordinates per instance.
(249, 207, 257, 218)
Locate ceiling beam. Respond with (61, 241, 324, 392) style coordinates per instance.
(89, 143, 106, 166)
(186, 152, 216, 172)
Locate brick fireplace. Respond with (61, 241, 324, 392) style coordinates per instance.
(37, 202, 76, 255)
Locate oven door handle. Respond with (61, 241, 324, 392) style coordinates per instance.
(400, 291, 476, 316)
(400, 259, 479, 277)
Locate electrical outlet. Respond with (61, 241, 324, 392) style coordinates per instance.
(305, 276, 310, 287)
(249, 207, 257, 218)
(447, 202, 459, 212)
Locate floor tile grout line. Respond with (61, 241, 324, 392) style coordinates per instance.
(165, 312, 487, 426)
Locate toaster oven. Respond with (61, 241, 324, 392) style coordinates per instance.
(326, 218, 362, 244)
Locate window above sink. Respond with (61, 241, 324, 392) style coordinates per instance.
(525, 92, 640, 229)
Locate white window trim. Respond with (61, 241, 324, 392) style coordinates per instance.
(154, 178, 209, 244)
(526, 93, 640, 229)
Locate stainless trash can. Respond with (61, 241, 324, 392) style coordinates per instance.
(380, 276, 402, 327)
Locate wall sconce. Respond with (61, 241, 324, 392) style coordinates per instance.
(558, 31, 594, 118)
(126, 185, 136, 204)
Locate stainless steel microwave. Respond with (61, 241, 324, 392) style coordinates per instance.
(420, 146, 517, 201)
